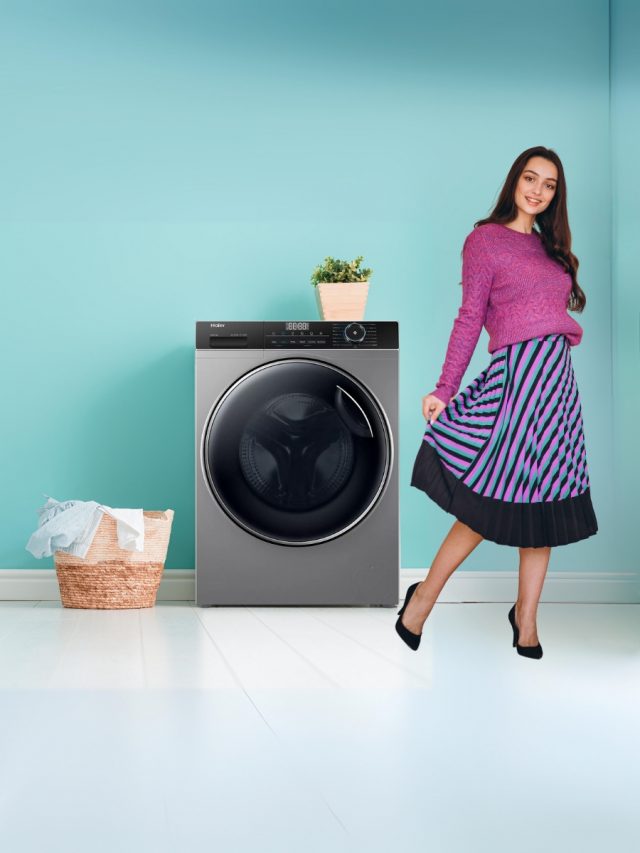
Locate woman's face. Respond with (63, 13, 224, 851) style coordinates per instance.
(514, 157, 558, 217)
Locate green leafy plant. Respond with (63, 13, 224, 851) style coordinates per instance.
(310, 255, 373, 286)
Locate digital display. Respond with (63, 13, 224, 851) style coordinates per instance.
(285, 322, 310, 331)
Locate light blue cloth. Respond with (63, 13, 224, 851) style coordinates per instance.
(26, 497, 145, 559)
(26, 497, 104, 559)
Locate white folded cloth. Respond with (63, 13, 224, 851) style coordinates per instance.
(26, 496, 145, 559)
(99, 506, 145, 552)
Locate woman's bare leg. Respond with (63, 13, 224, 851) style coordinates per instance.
(401, 519, 483, 634)
(515, 546, 551, 646)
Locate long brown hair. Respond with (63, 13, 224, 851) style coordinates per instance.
(472, 146, 586, 312)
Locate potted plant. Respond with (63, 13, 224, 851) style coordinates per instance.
(311, 255, 373, 320)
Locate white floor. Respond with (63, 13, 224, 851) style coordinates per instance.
(0, 598, 638, 853)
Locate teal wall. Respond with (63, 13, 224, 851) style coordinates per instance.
(0, 0, 628, 571)
(611, 0, 639, 572)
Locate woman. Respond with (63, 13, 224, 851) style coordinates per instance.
(397, 146, 598, 658)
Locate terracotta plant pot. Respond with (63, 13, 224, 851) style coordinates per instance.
(315, 281, 370, 321)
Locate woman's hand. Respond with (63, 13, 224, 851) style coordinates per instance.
(422, 393, 448, 424)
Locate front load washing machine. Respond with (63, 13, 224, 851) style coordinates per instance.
(195, 321, 399, 606)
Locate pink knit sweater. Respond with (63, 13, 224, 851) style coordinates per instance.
(429, 222, 584, 405)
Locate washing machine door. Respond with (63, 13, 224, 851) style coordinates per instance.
(203, 358, 392, 545)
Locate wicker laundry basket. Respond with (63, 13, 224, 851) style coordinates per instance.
(54, 510, 174, 609)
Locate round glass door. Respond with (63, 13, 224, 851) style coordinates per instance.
(203, 358, 391, 545)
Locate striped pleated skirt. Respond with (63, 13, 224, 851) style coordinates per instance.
(410, 333, 598, 547)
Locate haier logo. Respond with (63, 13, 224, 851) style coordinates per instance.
(210, 323, 225, 327)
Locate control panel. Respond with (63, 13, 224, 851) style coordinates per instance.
(196, 321, 398, 349)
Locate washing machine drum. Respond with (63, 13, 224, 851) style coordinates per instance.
(239, 392, 355, 511)
(203, 360, 391, 545)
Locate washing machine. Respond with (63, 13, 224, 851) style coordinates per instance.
(195, 320, 399, 606)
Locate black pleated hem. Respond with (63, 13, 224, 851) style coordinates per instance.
(410, 439, 598, 548)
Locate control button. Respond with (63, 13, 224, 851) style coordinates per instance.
(344, 323, 366, 343)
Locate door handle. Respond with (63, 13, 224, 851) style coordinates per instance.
(334, 385, 374, 438)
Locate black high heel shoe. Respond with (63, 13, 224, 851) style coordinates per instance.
(508, 604, 543, 659)
(395, 582, 422, 650)
(507, 604, 519, 647)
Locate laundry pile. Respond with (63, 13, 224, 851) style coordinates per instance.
(26, 496, 145, 559)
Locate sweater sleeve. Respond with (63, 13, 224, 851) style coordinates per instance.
(428, 227, 493, 405)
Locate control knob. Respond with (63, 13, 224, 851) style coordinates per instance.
(344, 323, 366, 343)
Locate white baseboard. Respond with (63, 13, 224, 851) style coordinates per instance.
(401, 569, 640, 604)
(0, 570, 195, 603)
(0, 569, 638, 604)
